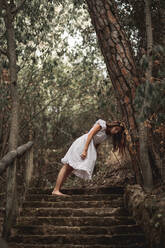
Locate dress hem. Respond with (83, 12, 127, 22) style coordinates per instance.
(61, 159, 92, 181)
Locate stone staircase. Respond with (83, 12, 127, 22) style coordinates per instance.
(6, 186, 146, 247)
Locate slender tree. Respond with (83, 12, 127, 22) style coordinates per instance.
(2, 0, 21, 239)
(1, 0, 62, 239)
(138, 0, 154, 191)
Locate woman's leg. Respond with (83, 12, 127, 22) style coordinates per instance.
(52, 164, 73, 196)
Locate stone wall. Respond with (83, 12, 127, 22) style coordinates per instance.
(124, 184, 165, 248)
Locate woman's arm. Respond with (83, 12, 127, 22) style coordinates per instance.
(81, 124, 101, 159)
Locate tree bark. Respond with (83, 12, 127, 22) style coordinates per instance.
(2, 1, 19, 239)
(85, 0, 142, 184)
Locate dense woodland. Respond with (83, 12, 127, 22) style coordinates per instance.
(0, 0, 165, 241)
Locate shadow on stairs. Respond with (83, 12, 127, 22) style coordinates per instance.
(7, 186, 147, 248)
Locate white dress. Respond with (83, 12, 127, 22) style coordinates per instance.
(61, 119, 108, 180)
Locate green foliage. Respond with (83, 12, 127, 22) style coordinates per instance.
(134, 80, 165, 123)
(115, 0, 165, 68)
(0, 0, 116, 156)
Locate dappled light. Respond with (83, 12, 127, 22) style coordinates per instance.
(0, 0, 164, 247)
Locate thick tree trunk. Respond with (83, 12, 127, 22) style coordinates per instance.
(2, 2, 19, 239)
(85, 0, 142, 183)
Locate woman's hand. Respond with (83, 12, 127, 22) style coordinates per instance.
(81, 151, 87, 160)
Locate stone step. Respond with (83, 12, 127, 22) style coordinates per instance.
(23, 199, 122, 208)
(7, 185, 146, 248)
(8, 244, 146, 248)
(28, 186, 124, 195)
(26, 194, 123, 203)
(17, 216, 136, 226)
(9, 234, 145, 246)
(12, 224, 143, 236)
(20, 207, 129, 217)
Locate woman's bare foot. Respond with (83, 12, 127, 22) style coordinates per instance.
(52, 190, 69, 197)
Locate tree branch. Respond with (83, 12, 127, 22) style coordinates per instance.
(0, 30, 6, 40)
(0, 0, 8, 18)
(19, 97, 58, 134)
(0, 48, 7, 56)
(1, 0, 8, 8)
(11, 0, 26, 15)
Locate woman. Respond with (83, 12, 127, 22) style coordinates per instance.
(52, 119, 126, 196)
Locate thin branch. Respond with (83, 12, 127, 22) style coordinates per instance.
(19, 97, 58, 134)
(0, 47, 8, 56)
(56, 127, 73, 139)
(1, 0, 8, 8)
(11, 0, 26, 15)
(112, 151, 122, 166)
(0, 176, 6, 182)
(1, 0, 10, 15)
(20, 77, 34, 102)
(0, 30, 6, 40)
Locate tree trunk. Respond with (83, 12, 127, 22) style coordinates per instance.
(138, 0, 153, 191)
(85, 0, 142, 184)
(2, 2, 19, 239)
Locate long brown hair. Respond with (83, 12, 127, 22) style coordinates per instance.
(106, 121, 126, 155)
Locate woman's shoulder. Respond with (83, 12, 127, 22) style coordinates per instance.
(95, 119, 106, 124)
(95, 119, 106, 129)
